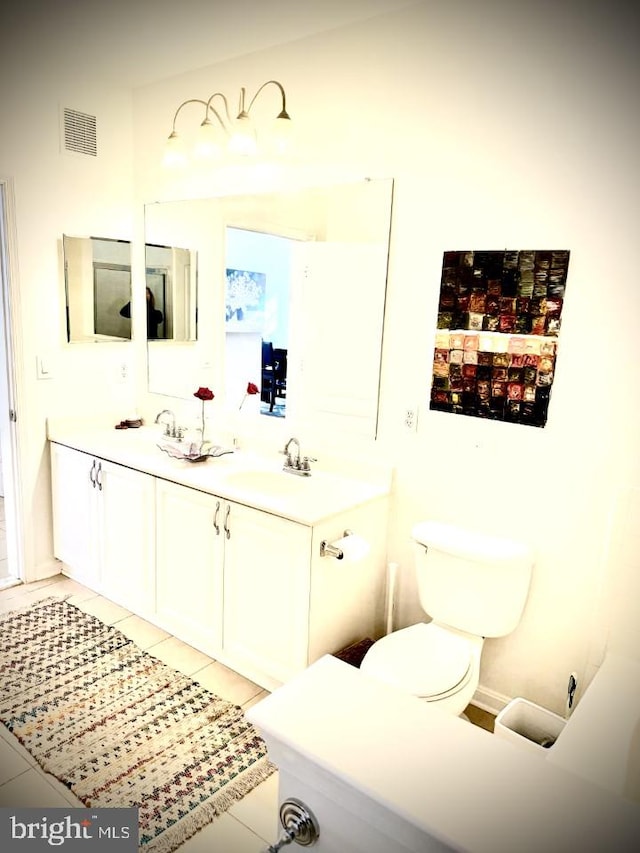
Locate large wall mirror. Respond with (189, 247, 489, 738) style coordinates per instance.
(63, 235, 197, 343)
(143, 178, 394, 439)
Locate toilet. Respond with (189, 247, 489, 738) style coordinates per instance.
(361, 520, 534, 717)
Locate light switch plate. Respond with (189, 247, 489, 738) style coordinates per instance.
(36, 355, 53, 380)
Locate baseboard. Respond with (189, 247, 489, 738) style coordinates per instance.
(471, 684, 512, 717)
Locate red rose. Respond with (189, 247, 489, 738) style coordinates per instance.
(194, 387, 214, 401)
(246, 382, 259, 395)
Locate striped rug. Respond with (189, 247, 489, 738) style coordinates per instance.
(0, 597, 275, 852)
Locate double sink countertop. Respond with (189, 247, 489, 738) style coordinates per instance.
(47, 422, 391, 526)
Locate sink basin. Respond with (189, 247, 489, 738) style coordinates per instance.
(223, 469, 310, 495)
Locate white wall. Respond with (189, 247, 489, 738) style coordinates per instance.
(0, 61, 139, 577)
(132, 0, 639, 714)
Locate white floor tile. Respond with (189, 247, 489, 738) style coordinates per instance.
(75, 595, 132, 625)
(177, 812, 267, 852)
(228, 772, 279, 843)
(242, 690, 270, 711)
(0, 727, 37, 769)
(116, 614, 171, 649)
(0, 768, 76, 808)
(146, 635, 215, 676)
(0, 736, 32, 785)
(192, 661, 263, 706)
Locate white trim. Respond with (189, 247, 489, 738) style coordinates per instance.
(0, 177, 27, 583)
(471, 683, 512, 717)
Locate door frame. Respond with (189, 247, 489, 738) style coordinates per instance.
(0, 177, 26, 584)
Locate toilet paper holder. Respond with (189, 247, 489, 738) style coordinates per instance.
(320, 529, 354, 560)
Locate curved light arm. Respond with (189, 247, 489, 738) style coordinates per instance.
(170, 94, 232, 134)
(204, 91, 233, 131)
(244, 80, 290, 120)
(169, 98, 207, 133)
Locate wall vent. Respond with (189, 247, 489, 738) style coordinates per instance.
(62, 107, 97, 157)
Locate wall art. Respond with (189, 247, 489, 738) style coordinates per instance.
(225, 268, 266, 333)
(429, 250, 570, 427)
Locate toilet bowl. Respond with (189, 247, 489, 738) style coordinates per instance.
(361, 622, 484, 716)
(361, 521, 533, 716)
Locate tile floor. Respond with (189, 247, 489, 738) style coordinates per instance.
(0, 575, 496, 851)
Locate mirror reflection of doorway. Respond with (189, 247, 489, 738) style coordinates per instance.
(145, 270, 168, 340)
(93, 263, 132, 339)
(225, 227, 293, 418)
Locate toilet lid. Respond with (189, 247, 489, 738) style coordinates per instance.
(361, 623, 472, 698)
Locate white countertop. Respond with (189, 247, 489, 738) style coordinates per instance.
(247, 655, 640, 853)
(47, 423, 390, 525)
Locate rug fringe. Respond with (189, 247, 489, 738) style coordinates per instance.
(144, 758, 277, 853)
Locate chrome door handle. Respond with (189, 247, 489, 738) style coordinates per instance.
(224, 504, 231, 539)
(89, 459, 96, 488)
(213, 500, 220, 535)
(96, 462, 103, 491)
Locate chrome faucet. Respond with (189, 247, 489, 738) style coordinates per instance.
(282, 437, 316, 476)
(155, 409, 177, 438)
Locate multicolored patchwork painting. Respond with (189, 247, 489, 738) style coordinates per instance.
(429, 250, 570, 427)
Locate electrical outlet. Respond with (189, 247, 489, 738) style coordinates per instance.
(404, 408, 417, 431)
(118, 362, 129, 383)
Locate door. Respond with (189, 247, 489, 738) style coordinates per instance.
(0, 180, 23, 588)
(100, 460, 155, 617)
(155, 479, 223, 655)
(222, 502, 312, 684)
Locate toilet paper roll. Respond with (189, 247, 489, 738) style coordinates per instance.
(333, 533, 370, 562)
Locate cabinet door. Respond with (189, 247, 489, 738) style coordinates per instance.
(99, 460, 156, 617)
(222, 502, 312, 685)
(155, 479, 223, 655)
(50, 443, 99, 586)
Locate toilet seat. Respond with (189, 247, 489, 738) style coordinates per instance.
(361, 622, 473, 700)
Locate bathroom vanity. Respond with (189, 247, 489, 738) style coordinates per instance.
(48, 423, 390, 690)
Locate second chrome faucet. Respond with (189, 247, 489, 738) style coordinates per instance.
(282, 437, 316, 476)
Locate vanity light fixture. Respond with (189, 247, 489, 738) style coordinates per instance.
(163, 79, 292, 168)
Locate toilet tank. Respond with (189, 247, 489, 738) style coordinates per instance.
(412, 521, 533, 638)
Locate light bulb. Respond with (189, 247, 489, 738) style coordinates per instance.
(228, 113, 257, 157)
(194, 120, 223, 160)
(162, 132, 188, 169)
(269, 113, 293, 156)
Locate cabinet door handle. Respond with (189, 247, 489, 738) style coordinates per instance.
(96, 462, 103, 491)
(224, 504, 231, 539)
(213, 500, 220, 535)
(89, 459, 96, 488)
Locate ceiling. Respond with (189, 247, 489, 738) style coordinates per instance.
(5, 0, 417, 89)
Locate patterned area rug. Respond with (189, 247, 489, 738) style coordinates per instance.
(0, 597, 275, 852)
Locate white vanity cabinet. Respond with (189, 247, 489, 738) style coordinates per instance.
(50, 443, 156, 617)
(222, 502, 312, 687)
(154, 480, 313, 688)
(48, 426, 391, 693)
(51, 443, 100, 588)
(155, 479, 223, 654)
